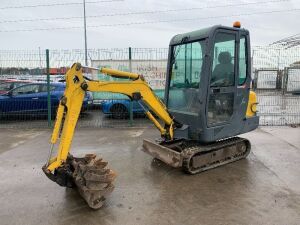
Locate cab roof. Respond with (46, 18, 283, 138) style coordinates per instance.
(169, 25, 248, 46)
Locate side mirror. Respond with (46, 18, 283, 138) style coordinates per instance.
(6, 91, 13, 97)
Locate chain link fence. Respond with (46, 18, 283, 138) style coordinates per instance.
(0, 46, 299, 128)
(251, 46, 300, 125)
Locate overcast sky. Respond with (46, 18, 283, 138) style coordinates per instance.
(0, 0, 299, 49)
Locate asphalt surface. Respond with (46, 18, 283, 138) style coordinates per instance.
(0, 126, 299, 225)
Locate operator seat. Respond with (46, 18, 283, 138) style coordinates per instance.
(211, 51, 234, 86)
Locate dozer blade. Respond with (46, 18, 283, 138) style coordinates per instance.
(43, 154, 116, 209)
(142, 139, 183, 168)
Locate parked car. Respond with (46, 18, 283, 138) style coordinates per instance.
(0, 83, 92, 118)
(101, 99, 145, 119)
(0, 79, 32, 95)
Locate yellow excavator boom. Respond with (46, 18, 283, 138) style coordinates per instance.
(45, 62, 174, 172)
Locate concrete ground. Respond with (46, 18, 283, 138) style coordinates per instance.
(0, 126, 299, 225)
(0, 110, 150, 129)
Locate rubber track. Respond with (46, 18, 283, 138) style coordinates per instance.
(182, 137, 251, 174)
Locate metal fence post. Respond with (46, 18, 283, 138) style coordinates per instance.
(129, 47, 133, 126)
(276, 70, 283, 90)
(277, 48, 281, 69)
(283, 67, 289, 95)
(46, 49, 52, 127)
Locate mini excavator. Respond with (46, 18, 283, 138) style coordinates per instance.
(42, 23, 259, 209)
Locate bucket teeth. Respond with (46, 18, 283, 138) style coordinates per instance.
(85, 181, 109, 190)
(68, 154, 116, 209)
(94, 160, 108, 168)
(84, 169, 116, 182)
(86, 168, 110, 175)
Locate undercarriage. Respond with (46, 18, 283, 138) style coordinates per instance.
(143, 137, 251, 174)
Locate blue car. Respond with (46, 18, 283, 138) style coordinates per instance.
(0, 83, 91, 118)
(101, 99, 144, 119)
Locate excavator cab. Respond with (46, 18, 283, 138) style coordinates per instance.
(143, 24, 259, 173)
(165, 25, 259, 142)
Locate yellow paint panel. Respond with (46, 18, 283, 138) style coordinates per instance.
(246, 90, 258, 117)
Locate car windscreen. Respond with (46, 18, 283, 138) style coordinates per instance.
(0, 82, 13, 91)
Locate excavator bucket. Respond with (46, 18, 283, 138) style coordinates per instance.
(70, 154, 116, 209)
(43, 154, 116, 209)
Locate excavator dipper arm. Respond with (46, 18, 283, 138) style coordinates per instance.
(42, 63, 175, 209)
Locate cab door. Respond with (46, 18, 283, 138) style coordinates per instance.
(207, 31, 237, 127)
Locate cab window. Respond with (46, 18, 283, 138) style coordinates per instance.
(168, 40, 205, 115)
(211, 33, 235, 87)
(239, 36, 247, 85)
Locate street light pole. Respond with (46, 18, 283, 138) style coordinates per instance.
(83, 0, 88, 66)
